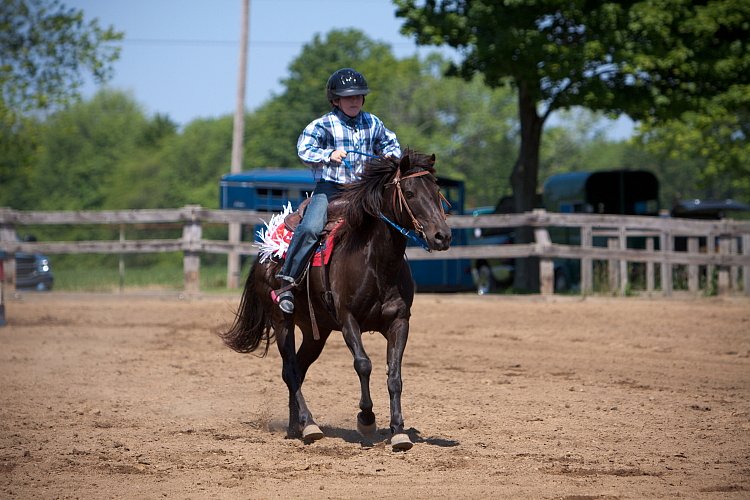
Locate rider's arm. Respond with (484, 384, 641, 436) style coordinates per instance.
(378, 124, 401, 158)
(297, 121, 335, 167)
(366, 113, 401, 158)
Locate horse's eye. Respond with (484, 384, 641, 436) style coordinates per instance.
(404, 190, 414, 199)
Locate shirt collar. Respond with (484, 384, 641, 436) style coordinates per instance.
(333, 107, 361, 127)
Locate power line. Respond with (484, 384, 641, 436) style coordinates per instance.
(121, 37, 422, 49)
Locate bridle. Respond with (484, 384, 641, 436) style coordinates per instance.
(381, 167, 450, 251)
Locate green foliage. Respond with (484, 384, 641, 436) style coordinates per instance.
(394, 0, 750, 166)
(0, 0, 122, 209)
(31, 90, 171, 210)
(636, 87, 750, 203)
(0, 112, 41, 207)
(0, 0, 122, 113)
(148, 116, 233, 208)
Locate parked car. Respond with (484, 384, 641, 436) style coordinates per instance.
(469, 205, 516, 294)
(14, 252, 54, 291)
(468, 196, 571, 295)
(671, 198, 750, 220)
(671, 198, 750, 252)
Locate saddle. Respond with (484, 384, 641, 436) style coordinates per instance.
(282, 196, 347, 234)
(280, 197, 345, 268)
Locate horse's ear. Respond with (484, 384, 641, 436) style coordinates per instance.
(429, 154, 436, 166)
(399, 153, 411, 171)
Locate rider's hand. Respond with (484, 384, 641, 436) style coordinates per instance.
(330, 150, 347, 164)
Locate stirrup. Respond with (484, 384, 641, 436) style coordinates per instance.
(271, 289, 295, 313)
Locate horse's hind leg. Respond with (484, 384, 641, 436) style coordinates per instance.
(296, 326, 330, 383)
(295, 326, 331, 438)
(275, 317, 322, 442)
(340, 316, 377, 438)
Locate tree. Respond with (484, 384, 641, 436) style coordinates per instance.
(146, 116, 233, 209)
(0, 0, 122, 209)
(636, 95, 750, 203)
(0, 0, 122, 114)
(395, 0, 750, 290)
(33, 90, 160, 211)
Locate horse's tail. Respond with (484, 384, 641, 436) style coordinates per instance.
(218, 260, 274, 356)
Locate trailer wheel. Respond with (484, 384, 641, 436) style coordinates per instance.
(554, 268, 569, 292)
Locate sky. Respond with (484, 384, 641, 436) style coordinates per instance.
(68, 0, 632, 137)
(68, 0, 451, 124)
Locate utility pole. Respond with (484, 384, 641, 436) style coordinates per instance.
(227, 0, 249, 289)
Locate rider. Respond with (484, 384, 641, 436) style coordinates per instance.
(274, 68, 401, 313)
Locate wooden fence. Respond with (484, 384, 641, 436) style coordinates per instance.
(1, 205, 748, 296)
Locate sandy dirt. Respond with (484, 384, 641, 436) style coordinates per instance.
(1, 292, 749, 499)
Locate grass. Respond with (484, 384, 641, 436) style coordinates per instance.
(50, 262, 251, 293)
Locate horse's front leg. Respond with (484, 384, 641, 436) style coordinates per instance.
(340, 315, 377, 438)
(385, 317, 413, 451)
(275, 315, 323, 442)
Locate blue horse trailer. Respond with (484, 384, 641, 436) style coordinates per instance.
(219, 168, 475, 292)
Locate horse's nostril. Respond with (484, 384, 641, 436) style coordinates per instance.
(435, 231, 452, 246)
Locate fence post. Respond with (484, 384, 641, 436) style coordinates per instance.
(182, 205, 203, 295)
(0, 212, 17, 290)
(706, 232, 715, 292)
(619, 225, 628, 295)
(743, 234, 750, 297)
(717, 235, 730, 296)
(687, 237, 699, 293)
(607, 237, 618, 293)
(0, 255, 5, 326)
(646, 237, 655, 293)
(532, 211, 553, 295)
(581, 224, 593, 294)
(730, 236, 739, 291)
(660, 230, 673, 296)
(534, 227, 555, 295)
(119, 224, 125, 293)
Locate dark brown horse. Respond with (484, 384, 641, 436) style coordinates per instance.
(219, 149, 451, 451)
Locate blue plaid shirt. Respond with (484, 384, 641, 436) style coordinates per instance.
(297, 107, 401, 184)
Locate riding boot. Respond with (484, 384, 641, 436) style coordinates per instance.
(273, 192, 329, 313)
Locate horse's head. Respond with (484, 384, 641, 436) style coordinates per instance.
(384, 150, 452, 251)
(340, 149, 452, 251)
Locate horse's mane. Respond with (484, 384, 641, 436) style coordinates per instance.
(335, 148, 437, 247)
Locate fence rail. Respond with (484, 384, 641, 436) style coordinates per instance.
(1, 206, 748, 296)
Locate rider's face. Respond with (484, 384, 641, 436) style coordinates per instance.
(334, 95, 364, 118)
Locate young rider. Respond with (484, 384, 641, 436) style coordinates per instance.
(274, 68, 401, 313)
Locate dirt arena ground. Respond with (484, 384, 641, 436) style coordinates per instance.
(1, 292, 748, 499)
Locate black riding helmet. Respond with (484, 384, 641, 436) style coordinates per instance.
(326, 68, 370, 103)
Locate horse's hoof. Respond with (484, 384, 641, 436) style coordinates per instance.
(302, 424, 324, 442)
(389, 433, 413, 451)
(357, 419, 377, 438)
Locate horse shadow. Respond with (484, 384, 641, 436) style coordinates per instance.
(317, 425, 460, 448)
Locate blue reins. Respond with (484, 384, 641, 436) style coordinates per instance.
(379, 213, 431, 251)
(342, 149, 379, 170)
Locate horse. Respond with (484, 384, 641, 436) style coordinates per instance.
(218, 149, 452, 451)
